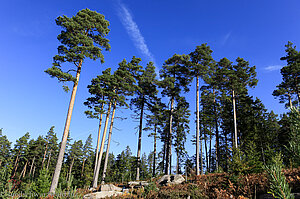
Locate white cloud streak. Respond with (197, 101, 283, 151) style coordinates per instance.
(118, 3, 156, 65)
(221, 32, 231, 45)
(264, 65, 283, 71)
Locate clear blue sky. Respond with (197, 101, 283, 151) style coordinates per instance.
(0, 0, 299, 159)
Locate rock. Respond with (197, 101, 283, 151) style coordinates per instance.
(83, 191, 123, 199)
(157, 174, 185, 185)
(157, 175, 170, 185)
(128, 181, 149, 188)
(99, 184, 122, 192)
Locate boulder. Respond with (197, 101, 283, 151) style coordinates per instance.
(157, 174, 185, 185)
(128, 181, 149, 188)
(99, 184, 122, 192)
(83, 191, 123, 199)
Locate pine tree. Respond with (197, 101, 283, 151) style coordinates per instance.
(273, 42, 300, 108)
(46, 9, 111, 193)
(0, 129, 11, 167)
(189, 44, 213, 175)
(216, 57, 257, 148)
(159, 54, 191, 174)
(130, 62, 158, 180)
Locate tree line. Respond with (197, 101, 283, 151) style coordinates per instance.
(0, 8, 299, 195)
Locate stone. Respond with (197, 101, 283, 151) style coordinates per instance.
(99, 184, 122, 192)
(128, 181, 149, 188)
(83, 191, 123, 199)
(157, 174, 185, 185)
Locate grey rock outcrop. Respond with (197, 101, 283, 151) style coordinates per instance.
(99, 184, 122, 192)
(157, 174, 185, 185)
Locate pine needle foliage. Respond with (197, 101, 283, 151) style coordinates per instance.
(264, 154, 294, 199)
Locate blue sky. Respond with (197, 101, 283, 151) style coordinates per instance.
(1, 0, 299, 160)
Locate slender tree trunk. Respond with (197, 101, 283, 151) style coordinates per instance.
(288, 93, 293, 109)
(81, 159, 86, 177)
(101, 102, 116, 184)
(232, 90, 238, 148)
(12, 161, 19, 178)
(209, 130, 212, 172)
(165, 97, 174, 175)
(19, 161, 28, 179)
(136, 98, 145, 181)
(12, 154, 20, 177)
(176, 151, 179, 174)
(29, 157, 35, 177)
(196, 76, 200, 175)
(200, 120, 203, 175)
(42, 143, 48, 168)
(93, 100, 112, 188)
(169, 150, 172, 175)
(33, 166, 36, 177)
(68, 157, 75, 183)
(47, 150, 52, 170)
(49, 61, 82, 194)
(225, 134, 228, 172)
(152, 125, 157, 177)
(162, 141, 166, 172)
(213, 89, 220, 170)
(93, 103, 104, 178)
(204, 129, 208, 173)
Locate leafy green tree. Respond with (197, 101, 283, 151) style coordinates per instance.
(145, 101, 165, 177)
(0, 129, 11, 167)
(286, 108, 300, 167)
(159, 54, 191, 174)
(45, 9, 111, 193)
(173, 97, 190, 174)
(216, 57, 257, 148)
(273, 42, 300, 108)
(189, 44, 213, 175)
(31, 168, 51, 195)
(130, 62, 158, 180)
(66, 140, 83, 185)
(11, 132, 30, 178)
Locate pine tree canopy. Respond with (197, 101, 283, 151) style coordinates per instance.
(45, 8, 111, 90)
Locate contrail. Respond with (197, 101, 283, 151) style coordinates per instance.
(118, 3, 156, 66)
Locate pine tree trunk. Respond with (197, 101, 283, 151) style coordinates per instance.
(68, 157, 75, 183)
(47, 150, 52, 170)
(288, 93, 293, 109)
(200, 120, 203, 175)
(93, 100, 112, 188)
(209, 130, 212, 172)
(49, 61, 82, 194)
(29, 157, 35, 177)
(169, 150, 172, 175)
(93, 103, 104, 178)
(152, 125, 157, 177)
(42, 143, 48, 169)
(204, 129, 208, 173)
(12, 161, 19, 178)
(232, 90, 238, 148)
(101, 102, 116, 184)
(213, 89, 220, 170)
(165, 97, 174, 175)
(12, 154, 20, 178)
(81, 159, 86, 177)
(136, 98, 145, 181)
(176, 151, 179, 174)
(162, 141, 166, 172)
(33, 166, 36, 177)
(225, 134, 228, 172)
(196, 76, 200, 175)
(19, 161, 28, 179)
